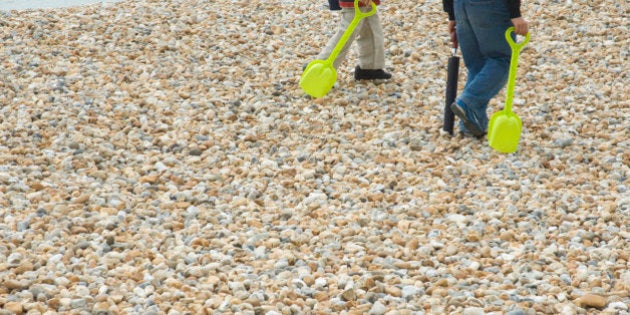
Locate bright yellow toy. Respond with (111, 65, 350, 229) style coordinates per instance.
(299, 0, 377, 98)
(488, 27, 530, 153)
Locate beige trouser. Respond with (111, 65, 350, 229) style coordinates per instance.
(317, 7, 385, 70)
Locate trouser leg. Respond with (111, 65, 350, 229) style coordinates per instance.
(317, 8, 362, 69)
(356, 12, 385, 69)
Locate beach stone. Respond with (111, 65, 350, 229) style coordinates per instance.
(607, 301, 628, 312)
(368, 301, 387, 315)
(463, 307, 484, 315)
(616, 271, 630, 291)
(340, 289, 356, 301)
(4, 302, 23, 315)
(505, 309, 526, 315)
(7, 253, 22, 267)
(401, 285, 421, 300)
(576, 294, 607, 309)
(385, 286, 402, 297)
(5, 280, 30, 291)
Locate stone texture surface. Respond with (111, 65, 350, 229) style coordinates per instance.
(0, 0, 627, 314)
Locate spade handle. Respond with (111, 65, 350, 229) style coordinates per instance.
(326, 0, 377, 64)
(504, 27, 530, 113)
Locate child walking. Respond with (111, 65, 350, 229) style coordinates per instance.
(443, 0, 529, 137)
(317, 0, 391, 80)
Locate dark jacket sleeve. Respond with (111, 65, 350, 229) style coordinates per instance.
(443, 0, 455, 21)
(507, 0, 522, 18)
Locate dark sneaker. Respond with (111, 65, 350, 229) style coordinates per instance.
(450, 101, 485, 138)
(354, 66, 392, 80)
(328, 0, 342, 10)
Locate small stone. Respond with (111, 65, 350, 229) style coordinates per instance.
(360, 277, 376, 290)
(7, 253, 22, 267)
(463, 307, 484, 315)
(54, 277, 71, 287)
(245, 295, 262, 307)
(47, 298, 60, 310)
(303, 275, 314, 286)
(576, 294, 607, 309)
(401, 285, 421, 300)
(314, 278, 327, 290)
(368, 301, 387, 315)
(340, 289, 356, 301)
(5, 301, 23, 315)
(93, 301, 111, 313)
(407, 238, 419, 250)
(608, 301, 628, 312)
(500, 231, 515, 241)
(314, 292, 329, 302)
(76, 241, 91, 250)
(5, 279, 29, 291)
(616, 271, 630, 291)
(466, 231, 481, 242)
(13, 261, 34, 274)
(385, 286, 402, 297)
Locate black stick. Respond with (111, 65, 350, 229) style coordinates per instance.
(443, 48, 459, 135)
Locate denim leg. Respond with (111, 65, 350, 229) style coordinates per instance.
(453, 0, 479, 134)
(453, 0, 512, 131)
(454, 1, 483, 83)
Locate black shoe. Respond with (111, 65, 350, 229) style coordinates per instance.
(450, 101, 486, 138)
(354, 66, 392, 80)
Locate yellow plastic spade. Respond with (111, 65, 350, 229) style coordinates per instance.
(299, 0, 377, 98)
(488, 27, 530, 153)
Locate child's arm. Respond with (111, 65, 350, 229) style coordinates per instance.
(442, 0, 455, 21)
(511, 17, 528, 36)
(507, 0, 529, 35)
(443, 0, 456, 47)
(507, 0, 521, 19)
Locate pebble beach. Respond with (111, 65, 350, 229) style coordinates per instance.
(0, 0, 628, 314)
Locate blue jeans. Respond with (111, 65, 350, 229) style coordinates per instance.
(454, 0, 513, 132)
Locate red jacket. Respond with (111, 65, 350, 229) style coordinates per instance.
(339, 0, 380, 8)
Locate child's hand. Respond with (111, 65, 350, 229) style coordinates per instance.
(511, 17, 529, 35)
(448, 21, 458, 48)
(359, 0, 371, 6)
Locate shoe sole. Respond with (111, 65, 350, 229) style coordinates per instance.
(354, 67, 392, 81)
(355, 78, 390, 82)
(450, 103, 485, 138)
